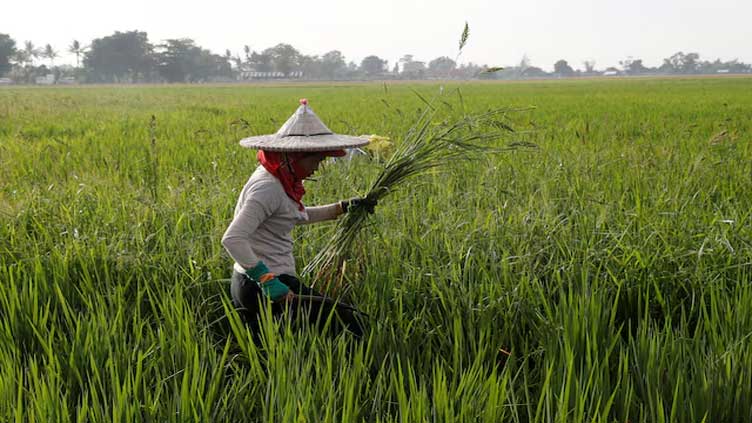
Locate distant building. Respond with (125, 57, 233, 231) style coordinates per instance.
(240, 69, 304, 80)
(0, 77, 12, 85)
(35, 74, 55, 85)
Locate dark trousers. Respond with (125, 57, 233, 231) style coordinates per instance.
(230, 271, 364, 341)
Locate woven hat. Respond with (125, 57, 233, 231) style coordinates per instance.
(239, 99, 370, 152)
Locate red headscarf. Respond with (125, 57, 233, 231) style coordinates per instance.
(257, 150, 308, 210)
(257, 149, 348, 211)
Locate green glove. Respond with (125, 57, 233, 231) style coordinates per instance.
(246, 260, 289, 301)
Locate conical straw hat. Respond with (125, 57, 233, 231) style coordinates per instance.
(239, 99, 369, 152)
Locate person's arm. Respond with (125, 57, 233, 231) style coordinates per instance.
(222, 186, 292, 301)
(300, 202, 343, 225)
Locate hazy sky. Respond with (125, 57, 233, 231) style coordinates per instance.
(2, 0, 750, 71)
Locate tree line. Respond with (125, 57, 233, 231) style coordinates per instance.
(0, 31, 479, 83)
(0, 31, 750, 84)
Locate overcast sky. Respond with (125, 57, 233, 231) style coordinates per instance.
(2, 0, 750, 71)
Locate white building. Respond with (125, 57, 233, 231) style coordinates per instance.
(35, 74, 55, 85)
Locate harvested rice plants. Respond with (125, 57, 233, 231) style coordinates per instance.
(1, 77, 752, 422)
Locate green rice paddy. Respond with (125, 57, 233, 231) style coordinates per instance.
(1, 77, 751, 421)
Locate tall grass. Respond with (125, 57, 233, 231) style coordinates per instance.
(1, 78, 752, 421)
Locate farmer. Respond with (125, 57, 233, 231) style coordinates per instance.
(222, 99, 376, 339)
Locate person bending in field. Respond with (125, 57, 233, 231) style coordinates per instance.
(221, 99, 376, 341)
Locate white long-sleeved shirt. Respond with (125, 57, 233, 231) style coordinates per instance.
(221, 166, 341, 276)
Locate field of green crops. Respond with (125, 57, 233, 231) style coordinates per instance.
(1, 77, 751, 422)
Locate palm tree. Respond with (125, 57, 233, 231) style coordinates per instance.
(243, 45, 251, 64)
(23, 41, 39, 66)
(68, 40, 84, 67)
(42, 44, 58, 67)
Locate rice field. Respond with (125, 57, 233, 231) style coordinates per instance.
(1, 77, 751, 422)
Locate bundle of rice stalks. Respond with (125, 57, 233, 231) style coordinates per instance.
(364, 135, 394, 159)
(304, 100, 531, 292)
